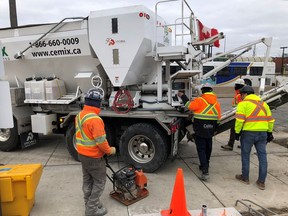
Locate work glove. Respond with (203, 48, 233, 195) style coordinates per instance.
(109, 147, 116, 155)
(235, 133, 241, 141)
(267, 132, 274, 143)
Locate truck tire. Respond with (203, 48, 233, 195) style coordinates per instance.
(0, 118, 19, 152)
(65, 121, 116, 161)
(104, 121, 116, 148)
(119, 123, 169, 173)
(65, 123, 79, 161)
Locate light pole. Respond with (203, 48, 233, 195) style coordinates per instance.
(9, 0, 18, 27)
(280, 46, 288, 75)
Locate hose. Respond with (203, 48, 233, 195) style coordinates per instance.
(111, 89, 134, 114)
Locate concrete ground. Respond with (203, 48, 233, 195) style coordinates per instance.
(0, 98, 288, 216)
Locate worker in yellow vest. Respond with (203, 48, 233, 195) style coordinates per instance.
(221, 78, 245, 150)
(234, 86, 274, 190)
(76, 89, 116, 216)
(178, 83, 221, 181)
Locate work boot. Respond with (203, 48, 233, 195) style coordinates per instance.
(256, 180, 265, 190)
(199, 164, 209, 171)
(95, 206, 108, 216)
(221, 144, 233, 151)
(235, 174, 249, 184)
(201, 170, 209, 181)
(97, 202, 103, 209)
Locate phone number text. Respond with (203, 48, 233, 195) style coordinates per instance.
(29, 37, 80, 48)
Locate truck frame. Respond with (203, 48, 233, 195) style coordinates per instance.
(1, 0, 288, 173)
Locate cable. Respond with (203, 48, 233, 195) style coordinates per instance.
(111, 89, 134, 114)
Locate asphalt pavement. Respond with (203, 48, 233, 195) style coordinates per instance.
(0, 98, 288, 216)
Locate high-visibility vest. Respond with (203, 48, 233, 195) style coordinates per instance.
(193, 97, 219, 120)
(75, 110, 109, 158)
(235, 95, 274, 133)
(232, 90, 242, 107)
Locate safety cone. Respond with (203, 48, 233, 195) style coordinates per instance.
(160, 168, 191, 216)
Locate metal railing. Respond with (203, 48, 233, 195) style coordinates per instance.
(154, 0, 195, 55)
(235, 199, 277, 216)
(14, 17, 86, 59)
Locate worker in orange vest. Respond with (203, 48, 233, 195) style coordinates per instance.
(178, 83, 221, 181)
(221, 78, 245, 151)
(76, 89, 116, 216)
(234, 86, 274, 190)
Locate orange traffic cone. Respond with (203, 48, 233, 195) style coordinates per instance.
(161, 168, 191, 216)
(221, 209, 227, 216)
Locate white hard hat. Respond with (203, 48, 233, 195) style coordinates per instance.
(201, 83, 213, 89)
(235, 78, 245, 85)
(201, 82, 213, 93)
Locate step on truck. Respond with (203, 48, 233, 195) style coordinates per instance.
(1, 0, 287, 172)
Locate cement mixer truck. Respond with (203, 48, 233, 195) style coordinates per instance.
(1, 1, 287, 172)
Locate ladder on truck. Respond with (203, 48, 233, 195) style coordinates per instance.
(216, 81, 288, 135)
(153, 0, 223, 105)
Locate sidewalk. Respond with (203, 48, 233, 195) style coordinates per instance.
(1, 130, 287, 216)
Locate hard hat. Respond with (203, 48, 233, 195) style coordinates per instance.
(85, 88, 103, 100)
(240, 86, 254, 94)
(201, 83, 213, 89)
(235, 78, 245, 85)
(201, 82, 213, 93)
(84, 88, 103, 108)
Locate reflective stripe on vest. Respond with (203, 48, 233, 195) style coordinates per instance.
(76, 113, 102, 146)
(193, 97, 219, 120)
(237, 99, 270, 123)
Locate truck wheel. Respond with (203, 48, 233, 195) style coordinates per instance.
(0, 118, 19, 152)
(104, 121, 116, 148)
(119, 123, 168, 173)
(65, 123, 79, 161)
(65, 121, 116, 161)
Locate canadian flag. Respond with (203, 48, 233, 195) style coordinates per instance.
(197, 19, 220, 48)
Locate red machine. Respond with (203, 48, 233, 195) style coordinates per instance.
(105, 157, 149, 206)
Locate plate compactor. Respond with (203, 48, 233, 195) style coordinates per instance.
(105, 157, 149, 206)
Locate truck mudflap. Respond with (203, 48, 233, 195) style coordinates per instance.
(20, 131, 38, 149)
(170, 118, 186, 159)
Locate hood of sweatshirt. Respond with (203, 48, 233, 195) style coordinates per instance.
(201, 92, 218, 104)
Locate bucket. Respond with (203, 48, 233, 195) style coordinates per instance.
(45, 77, 66, 100)
(30, 77, 46, 100)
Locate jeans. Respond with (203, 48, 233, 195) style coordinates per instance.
(228, 119, 236, 147)
(240, 131, 268, 182)
(78, 154, 106, 216)
(195, 135, 212, 173)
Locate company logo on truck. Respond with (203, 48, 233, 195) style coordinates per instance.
(20, 131, 38, 149)
(106, 38, 126, 46)
(1, 46, 10, 60)
(106, 38, 115, 46)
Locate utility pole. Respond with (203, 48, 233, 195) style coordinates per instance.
(280, 46, 288, 75)
(9, 0, 18, 27)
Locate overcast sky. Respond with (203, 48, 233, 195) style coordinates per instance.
(0, 0, 287, 57)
